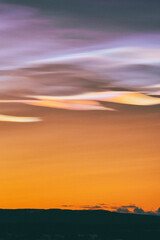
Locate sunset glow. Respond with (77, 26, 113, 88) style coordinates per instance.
(0, 0, 159, 214)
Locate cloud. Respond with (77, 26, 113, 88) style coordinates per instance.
(1, 90, 160, 112)
(119, 205, 160, 216)
(111, 205, 160, 215)
(81, 205, 104, 210)
(2, 0, 160, 32)
(2, 44, 160, 97)
(121, 205, 136, 209)
(156, 208, 160, 214)
(117, 208, 131, 213)
(28, 45, 160, 92)
(133, 207, 145, 214)
(0, 90, 159, 122)
(24, 99, 111, 111)
(0, 114, 40, 123)
(61, 205, 73, 208)
(0, 3, 160, 96)
(26, 91, 160, 109)
(59, 204, 160, 215)
(0, 3, 160, 122)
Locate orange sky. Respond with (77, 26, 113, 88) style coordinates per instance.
(0, 0, 160, 216)
(0, 104, 159, 211)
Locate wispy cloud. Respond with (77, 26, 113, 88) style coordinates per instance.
(29, 91, 160, 106)
(0, 114, 40, 123)
(0, 90, 159, 122)
(0, 3, 160, 122)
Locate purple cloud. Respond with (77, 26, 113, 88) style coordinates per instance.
(0, 3, 160, 122)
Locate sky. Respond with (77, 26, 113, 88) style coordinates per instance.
(0, 0, 160, 213)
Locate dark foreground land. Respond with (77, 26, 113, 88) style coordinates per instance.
(0, 209, 159, 240)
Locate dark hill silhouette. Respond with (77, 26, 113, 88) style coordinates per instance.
(0, 209, 159, 240)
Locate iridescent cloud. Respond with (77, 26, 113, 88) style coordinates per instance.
(0, 114, 40, 123)
(0, 3, 160, 122)
(0, 91, 159, 122)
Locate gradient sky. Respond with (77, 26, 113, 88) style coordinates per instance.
(0, 0, 160, 213)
